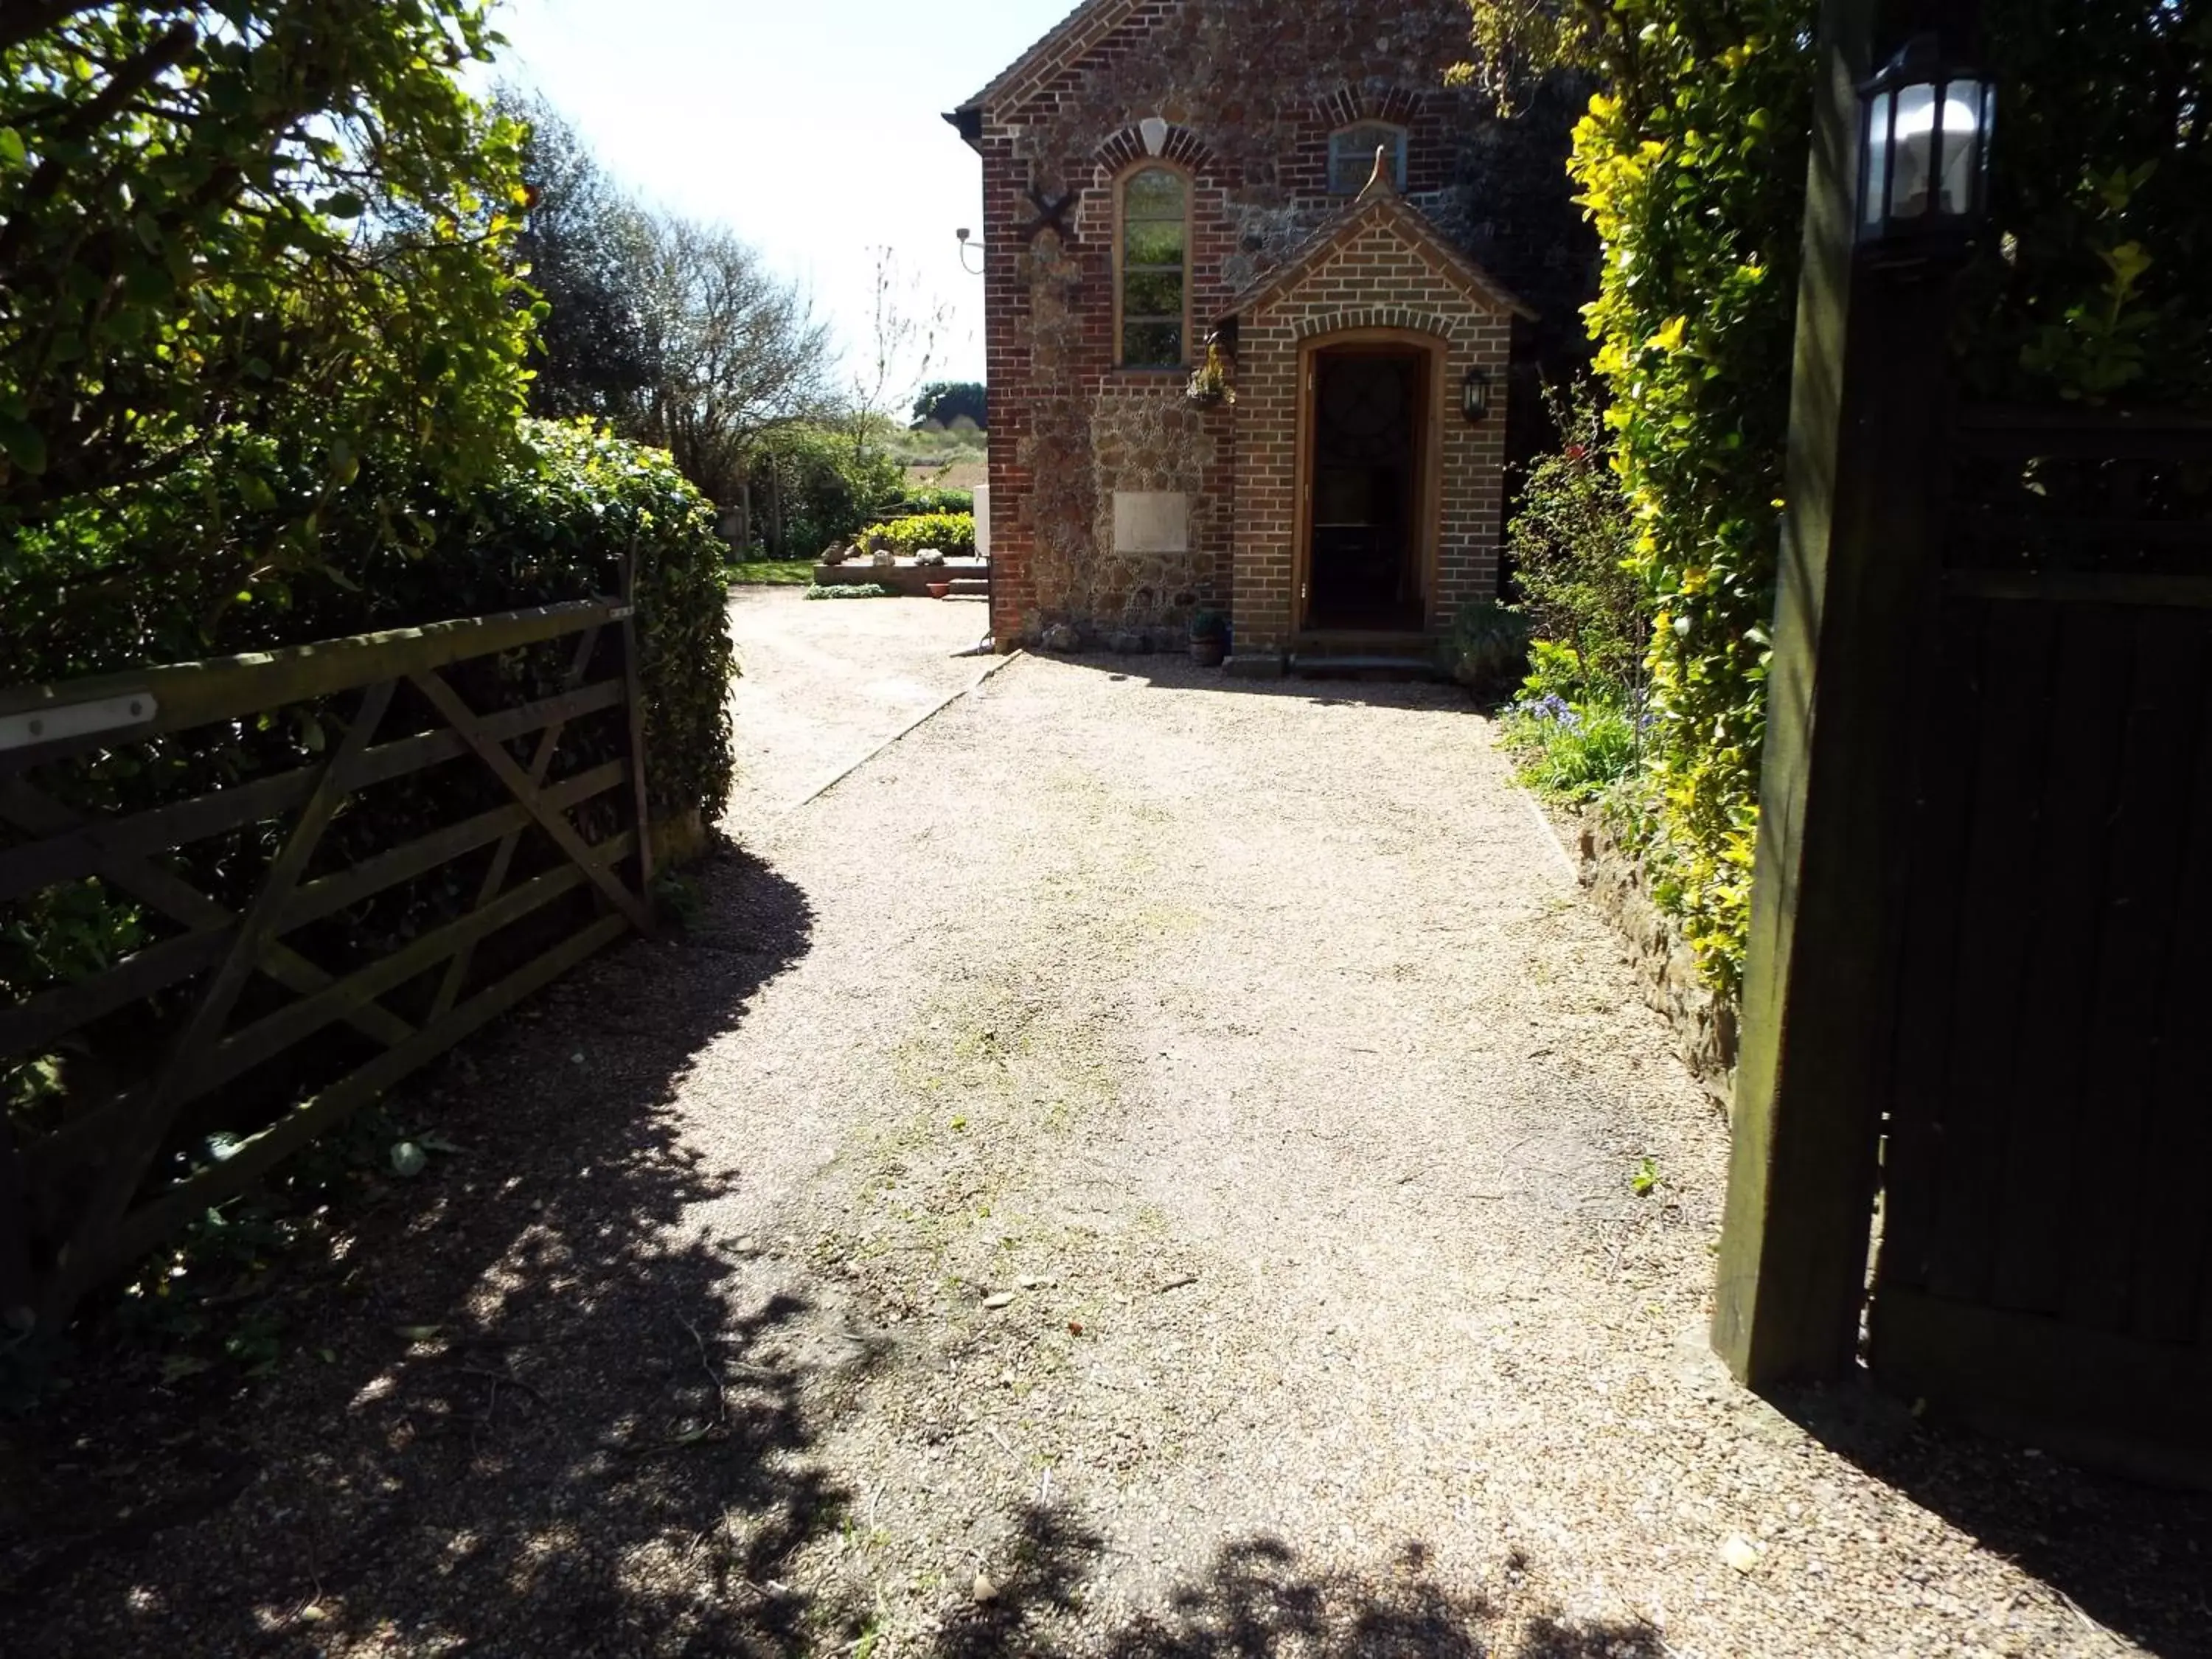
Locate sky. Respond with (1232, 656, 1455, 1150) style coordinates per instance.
(480, 0, 1076, 391)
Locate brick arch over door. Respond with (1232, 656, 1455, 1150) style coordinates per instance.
(1294, 309, 1460, 344)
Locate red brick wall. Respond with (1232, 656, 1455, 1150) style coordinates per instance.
(1231, 217, 1515, 656)
(973, 0, 1574, 650)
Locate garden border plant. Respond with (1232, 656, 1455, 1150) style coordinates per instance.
(1462, 0, 2210, 993)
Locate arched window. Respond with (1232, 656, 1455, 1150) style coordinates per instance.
(1329, 122, 1408, 195)
(1118, 166, 1188, 368)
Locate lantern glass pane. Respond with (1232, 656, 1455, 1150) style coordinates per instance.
(1893, 82, 1936, 218)
(1979, 78, 1997, 192)
(1934, 84, 1983, 215)
(1863, 90, 1893, 229)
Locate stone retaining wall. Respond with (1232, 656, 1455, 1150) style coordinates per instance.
(1575, 808, 1738, 1107)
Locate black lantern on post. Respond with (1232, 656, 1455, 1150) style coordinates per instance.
(1461, 365, 1491, 425)
(1856, 35, 1997, 266)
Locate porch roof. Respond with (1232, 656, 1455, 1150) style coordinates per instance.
(1223, 181, 1537, 324)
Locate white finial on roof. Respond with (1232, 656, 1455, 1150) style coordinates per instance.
(1357, 144, 1398, 204)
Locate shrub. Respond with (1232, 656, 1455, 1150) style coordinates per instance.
(1469, 0, 2212, 992)
(1506, 381, 1647, 695)
(889, 487, 975, 518)
(749, 422, 903, 557)
(442, 420, 737, 824)
(1518, 639, 1587, 702)
(1565, 8, 1814, 988)
(875, 512, 977, 557)
(1500, 692, 1643, 804)
(1, 420, 735, 1220)
(2, 419, 735, 822)
(1448, 599, 1532, 695)
(805, 584, 894, 599)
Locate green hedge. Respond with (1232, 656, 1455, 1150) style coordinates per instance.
(3, 420, 734, 1169)
(888, 487, 974, 518)
(875, 512, 976, 557)
(451, 420, 736, 823)
(2, 418, 734, 824)
(1569, 6, 1816, 992)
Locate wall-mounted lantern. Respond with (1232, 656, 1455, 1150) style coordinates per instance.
(1856, 35, 1996, 265)
(1461, 365, 1492, 425)
(956, 226, 985, 276)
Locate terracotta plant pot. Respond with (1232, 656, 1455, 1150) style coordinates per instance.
(926, 582, 953, 599)
(1189, 635, 1227, 667)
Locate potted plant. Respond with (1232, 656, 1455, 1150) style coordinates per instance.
(1189, 608, 1229, 667)
(1186, 341, 1237, 408)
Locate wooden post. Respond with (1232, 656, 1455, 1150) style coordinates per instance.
(1712, 0, 1965, 1385)
(767, 456, 785, 557)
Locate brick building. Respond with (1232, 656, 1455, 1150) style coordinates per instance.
(947, 0, 1592, 671)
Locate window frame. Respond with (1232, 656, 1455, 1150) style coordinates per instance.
(1113, 160, 1194, 372)
(1327, 122, 1410, 196)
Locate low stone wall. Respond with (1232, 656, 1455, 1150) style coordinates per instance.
(1574, 808, 1739, 1107)
(1028, 619, 1190, 654)
(811, 557, 987, 597)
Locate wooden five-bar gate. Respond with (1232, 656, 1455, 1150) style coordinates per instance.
(0, 594, 655, 1332)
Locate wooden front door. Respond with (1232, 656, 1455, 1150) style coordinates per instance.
(1304, 347, 1429, 632)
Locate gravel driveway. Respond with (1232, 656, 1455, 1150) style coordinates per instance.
(7, 599, 2208, 1658)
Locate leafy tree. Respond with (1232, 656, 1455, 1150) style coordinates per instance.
(912, 380, 987, 429)
(747, 421, 902, 557)
(627, 214, 834, 509)
(0, 1, 533, 535)
(499, 89, 656, 420)
(1960, 0, 2212, 407)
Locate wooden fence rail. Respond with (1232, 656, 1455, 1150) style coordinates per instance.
(0, 594, 656, 1332)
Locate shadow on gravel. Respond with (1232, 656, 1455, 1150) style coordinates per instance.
(1775, 1377, 2212, 1659)
(1041, 652, 1473, 712)
(0, 840, 878, 1657)
(931, 1503, 1669, 1659)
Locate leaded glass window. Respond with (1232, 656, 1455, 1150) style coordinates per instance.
(1329, 123, 1408, 195)
(1119, 167, 1187, 368)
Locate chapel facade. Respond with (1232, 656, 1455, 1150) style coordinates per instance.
(948, 0, 1592, 669)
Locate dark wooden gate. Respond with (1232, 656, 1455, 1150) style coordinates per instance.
(1871, 407, 2212, 1483)
(0, 595, 655, 1331)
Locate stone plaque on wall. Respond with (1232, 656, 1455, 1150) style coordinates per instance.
(1112, 491, 1190, 555)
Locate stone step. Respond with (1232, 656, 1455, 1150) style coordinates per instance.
(1287, 652, 1447, 681)
(948, 578, 990, 595)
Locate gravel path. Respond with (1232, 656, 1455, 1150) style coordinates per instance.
(7, 599, 2208, 1658)
(726, 587, 989, 819)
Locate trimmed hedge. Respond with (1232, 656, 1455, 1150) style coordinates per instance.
(1, 418, 734, 824)
(3, 420, 735, 1173)
(449, 420, 736, 823)
(888, 487, 974, 518)
(875, 512, 976, 557)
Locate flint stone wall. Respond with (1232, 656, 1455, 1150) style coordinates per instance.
(972, 0, 1594, 650)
